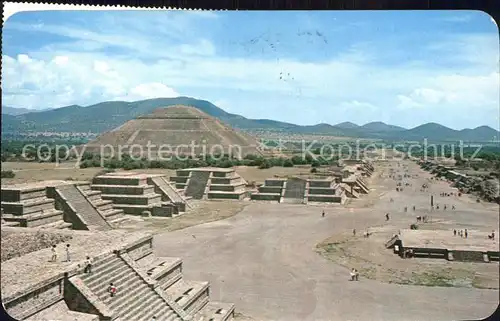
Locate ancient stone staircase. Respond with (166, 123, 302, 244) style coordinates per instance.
(76, 253, 184, 321)
(185, 171, 211, 200)
(75, 183, 128, 225)
(282, 178, 306, 204)
(151, 176, 191, 210)
(55, 184, 111, 231)
(135, 251, 235, 321)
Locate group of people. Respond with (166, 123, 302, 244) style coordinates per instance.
(453, 229, 468, 238)
(49, 244, 72, 262)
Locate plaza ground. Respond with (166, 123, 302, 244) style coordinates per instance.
(150, 160, 499, 321)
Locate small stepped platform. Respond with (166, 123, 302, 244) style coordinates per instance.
(171, 168, 248, 201)
(250, 178, 286, 202)
(91, 172, 187, 216)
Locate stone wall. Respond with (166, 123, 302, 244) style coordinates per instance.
(5, 275, 64, 320)
(185, 288, 209, 315)
(308, 188, 336, 195)
(309, 181, 332, 188)
(452, 250, 486, 262)
(264, 180, 285, 187)
(125, 237, 154, 261)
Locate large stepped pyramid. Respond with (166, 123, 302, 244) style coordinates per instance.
(170, 168, 248, 200)
(82, 105, 263, 158)
(4, 234, 235, 321)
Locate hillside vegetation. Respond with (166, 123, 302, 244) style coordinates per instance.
(3, 97, 499, 142)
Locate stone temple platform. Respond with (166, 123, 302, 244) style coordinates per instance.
(170, 167, 248, 200)
(92, 171, 191, 216)
(2, 228, 235, 320)
(391, 229, 499, 262)
(250, 177, 347, 204)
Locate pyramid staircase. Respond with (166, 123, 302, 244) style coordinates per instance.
(70, 183, 129, 226)
(282, 178, 307, 204)
(1, 184, 71, 229)
(68, 236, 235, 321)
(171, 168, 248, 200)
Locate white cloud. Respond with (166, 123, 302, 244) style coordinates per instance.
(2, 9, 499, 129)
(52, 55, 69, 65)
(128, 83, 179, 100)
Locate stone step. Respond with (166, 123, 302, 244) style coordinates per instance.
(79, 255, 118, 279)
(4, 209, 64, 228)
(37, 220, 72, 230)
(90, 264, 136, 295)
(120, 291, 164, 320)
(194, 301, 235, 321)
(85, 259, 127, 286)
(101, 193, 162, 205)
(139, 303, 175, 321)
(2, 197, 55, 215)
(165, 279, 209, 313)
(101, 208, 124, 218)
(112, 204, 158, 215)
(108, 283, 154, 315)
(1, 221, 20, 227)
(84, 191, 103, 202)
(93, 199, 114, 211)
(92, 184, 155, 195)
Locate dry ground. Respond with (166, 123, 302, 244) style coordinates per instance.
(316, 160, 499, 290)
(150, 159, 498, 321)
(115, 200, 249, 233)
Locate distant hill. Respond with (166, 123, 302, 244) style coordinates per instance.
(2, 97, 499, 142)
(361, 122, 406, 132)
(2, 106, 38, 116)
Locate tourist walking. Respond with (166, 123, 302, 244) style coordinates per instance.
(465, 229, 468, 238)
(412, 206, 415, 211)
(322, 210, 325, 218)
(385, 213, 390, 221)
(353, 229, 356, 236)
(50, 245, 57, 262)
(108, 283, 117, 297)
(65, 244, 71, 262)
(453, 229, 457, 236)
(84, 256, 92, 273)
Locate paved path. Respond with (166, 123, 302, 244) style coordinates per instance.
(154, 162, 499, 321)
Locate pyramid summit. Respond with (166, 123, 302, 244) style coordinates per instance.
(83, 105, 263, 159)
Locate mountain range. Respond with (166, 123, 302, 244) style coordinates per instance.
(2, 97, 499, 142)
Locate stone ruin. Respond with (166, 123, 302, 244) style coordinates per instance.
(250, 159, 374, 203)
(2, 231, 235, 320)
(170, 167, 248, 200)
(1, 173, 190, 231)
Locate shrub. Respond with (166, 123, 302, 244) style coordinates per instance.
(1, 170, 15, 178)
(283, 159, 294, 167)
(310, 167, 318, 173)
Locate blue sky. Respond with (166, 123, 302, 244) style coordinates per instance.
(2, 10, 499, 129)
